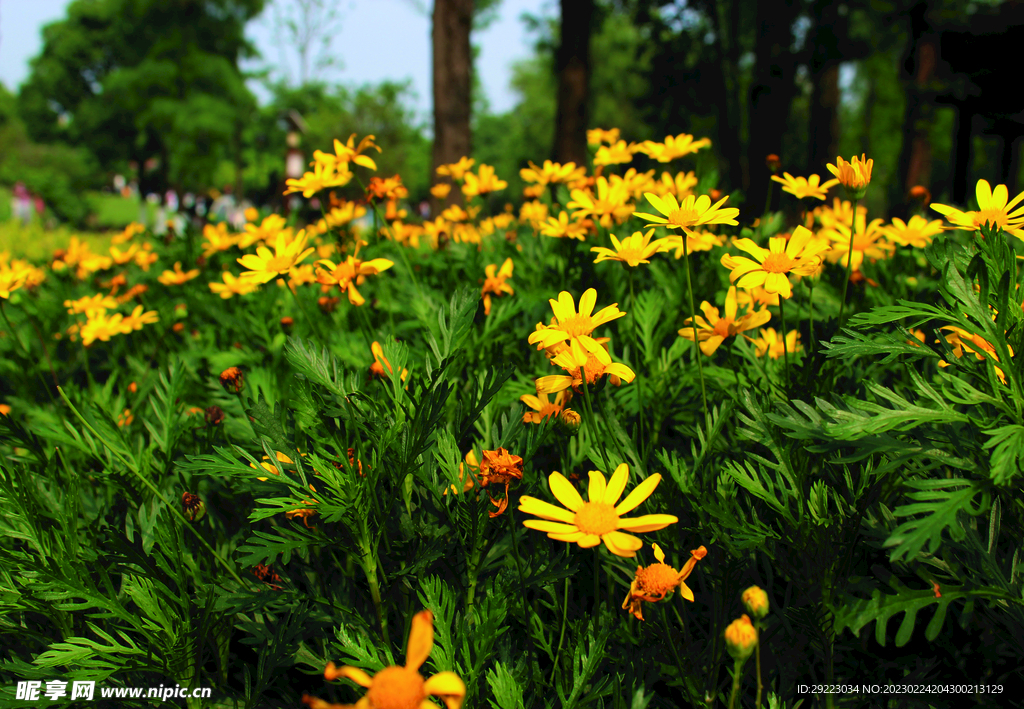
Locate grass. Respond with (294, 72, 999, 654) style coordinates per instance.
(85, 191, 157, 229)
(0, 220, 118, 261)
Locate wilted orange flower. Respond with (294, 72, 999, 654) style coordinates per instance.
(219, 366, 244, 393)
(623, 544, 707, 621)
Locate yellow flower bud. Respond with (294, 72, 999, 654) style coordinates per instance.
(742, 586, 769, 620)
(558, 408, 582, 434)
(725, 614, 758, 661)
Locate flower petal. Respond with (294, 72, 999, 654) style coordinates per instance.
(617, 513, 679, 533)
(578, 288, 597, 317)
(577, 534, 602, 548)
(405, 610, 434, 672)
(424, 671, 467, 700)
(548, 471, 584, 511)
(522, 519, 580, 534)
(548, 531, 586, 542)
(331, 665, 373, 687)
(587, 470, 607, 503)
(615, 473, 663, 516)
(518, 495, 576, 523)
(603, 464, 630, 506)
(602, 530, 643, 558)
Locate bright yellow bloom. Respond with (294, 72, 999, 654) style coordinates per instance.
(238, 214, 288, 250)
(661, 230, 725, 258)
(209, 271, 260, 299)
(430, 183, 452, 199)
(680, 286, 771, 356)
(821, 217, 895, 272)
(747, 327, 801, 359)
(238, 231, 315, 284)
(481, 258, 514, 315)
(519, 464, 677, 558)
(323, 202, 368, 230)
(735, 286, 780, 309)
(65, 294, 118, 314)
(249, 450, 306, 480)
(770, 172, 839, 200)
(389, 220, 425, 248)
(134, 246, 159, 271)
(826, 154, 873, 198)
(80, 309, 125, 347)
(308, 610, 465, 709)
(0, 267, 27, 299)
(314, 252, 394, 306)
(884, 215, 944, 248)
(539, 211, 590, 241)
(519, 200, 549, 227)
(938, 326, 1013, 385)
(440, 205, 469, 223)
(567, 176, 634, 228)
(314, 133, 381, 172)
(520, 388, 571, 424)
(520, 160, 587, 186)
(109, 244, 139, 265)
(930, 179, 1024, 239)
(157, 262, 201, 286)
(612, 168, 657, 200)
(593, 139, 637, 167)
(634, 133, 711, 162)
(587, 127, 621, 146)
(720, 225, 830, 299)
(591, 229, 668, 267)
(528, 288, 625, 352)
(436, 156, 475, 181)
(462, 164, 508, 197)
(634, 192, 739, 234)
(111, 222, 145, 245)
(623, 544, 707, 621)
(648, 170, 698, 198)
(535, 338, 635, 392)
(284, 160, 353, 198)
(118, 305, 159, 334)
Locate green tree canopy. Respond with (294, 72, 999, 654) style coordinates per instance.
(17, 0, 266, 194)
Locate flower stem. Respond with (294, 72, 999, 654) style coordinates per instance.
(578, 366, 612, 469)
(837, 197, 859, 327)
(727, 657, 746, 709)
(755, 625, 764, 709)
(808, 279, 816, 357)
(627, 269, 646, 456)
(508, 507, 541, 679)
(550, 578, 570, 684)
(779, 296, 790, 393)
(681, 233, 710, 428)
(593, 547, 602, 611)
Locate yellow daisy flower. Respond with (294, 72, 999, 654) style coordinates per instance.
(884, 215, 944, 248)
(594, 139, 638, 167)
(661, 230, 725, 258)
(209, 271, 261, 299)
(65, 293, 118, 315)
(679, 286, 771, 356)
(648, 170, 699, 198)
(746, 327, 802, 359)
(519, 160, 587, 186)
(720, 225, 830, 298)
(519, 464, 677, 558)
(535, 338, 635, 394)
(284, 160, 353, 198)
(520, 388, 571, 424)
(314, 133, 381, 172)
(821, 217, 895, 272)
(314, 252, 394, 306)
(930, 179, 1024, 238)
(462, 164, 508, 197)
(634, 192, 740, 234)
(634, 133, 711, 162)
(770, 172, 839, 200)
(237, 231, 315, 285)
(157, 262, 201, 286)
(567, 176, 634, 229)
(436, 156, 475, 181)
(481, 258, 514, 315)
(826, 154, 873, 199)
(539, 211, 590, 241)
(118, 305, 159, 334)
(587, 127, 620, 146)
(527, 287, 625, 352)
(590, 229, 668, 267)
(309, 610, 465, 709)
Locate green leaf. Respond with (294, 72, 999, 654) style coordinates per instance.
(884, 479, 989, 563)
(981, 425, 1024, 485)
(486, 661, 525, 709)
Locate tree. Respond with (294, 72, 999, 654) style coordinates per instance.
(432, 0, 475, 205)
(17, 0, 265, 196)
(266, 0, 346, 86)
(553, 0, 596, 166)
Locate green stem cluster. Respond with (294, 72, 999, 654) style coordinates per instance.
(680, 234, 711, 428)
(837, 197, 859, 327)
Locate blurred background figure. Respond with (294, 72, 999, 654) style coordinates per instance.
(11, 182, 32, 225)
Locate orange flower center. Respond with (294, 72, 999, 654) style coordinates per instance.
(266, 255, 294, 273)
(636, 562, 680, 596)
(667, 207, 699, 227)
(558, 314, 596, 337)
(974, 209, 1008, 228)
(574, 501, 619, 536)
(761, 253, 795, 273)
(365, 666, 426, 709)
(712, 318, 734, 338)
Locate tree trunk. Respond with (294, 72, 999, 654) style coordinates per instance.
(746, 0, 800, 217)
(432, 0, 474, 209)
(553, 0, 594, 166)
(893, 1, 938, 218)
(807, 0, 845, 176)
(707, 0, 745, 193)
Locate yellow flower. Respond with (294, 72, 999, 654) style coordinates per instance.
(65, 294, 118, 315)
(519, 200, 549, 227)
(315, 133, 381, 172)
(519, 464, 677, 558)
(535, 338, 636, 392)
(370, 340, 409, 382)
(118, 305, 159, 334)
(80, 309, 126, 347)
(0, 403, 10, 416)
(528, 288, 625, 352)
(567, 176, 634, 229)
(590, 229, 668, 267)
(539, 211, 590, 241)
(937, 326, 1013, 385)
(770, 172, 839, 200)
(747, 327, 801, 359)
(821, 217, 894, 272)
(635, 192, 739, 234)
(111, 222, 145, 245)
(930, 179, 1024, 238)
(520, 388, 571, 424)
(720, 226, 830, 299)
(244, 206, 261, 223)
(649, 170, 698, 198)
(587, 127, 620, 146)
(660, 230, 724, 258)
(249, 450, 305, 481)
(826, 154, 873, 199)
(634, 133, 711, 162)
(238, 231, 315, 285)
(725, 615, 758, 660)
(736, 286, 780, 309)
(594, 139, 637, 167)
(680, 286, 771, 356)
(462, 164, 508, 197)
(157, 262, 201, 286)
(623, 544, 707, 621)
(308, 610, 465, 709)
(315, 252, 394, 306)
(520, 160, 587, 186)
(884, 215, 944, 248)
(238, 214, 288, 250)
(285, 160, 353, 198)
(109, 244, 140, 265)
(481, 258, 514, 315)
(430, 183, 452, 199)
(134, 246, 159, 271)
(436, 156, 475, 181)
(209, 271, 260, 299)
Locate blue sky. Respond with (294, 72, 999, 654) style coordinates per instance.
(0, 0, 553, 116)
